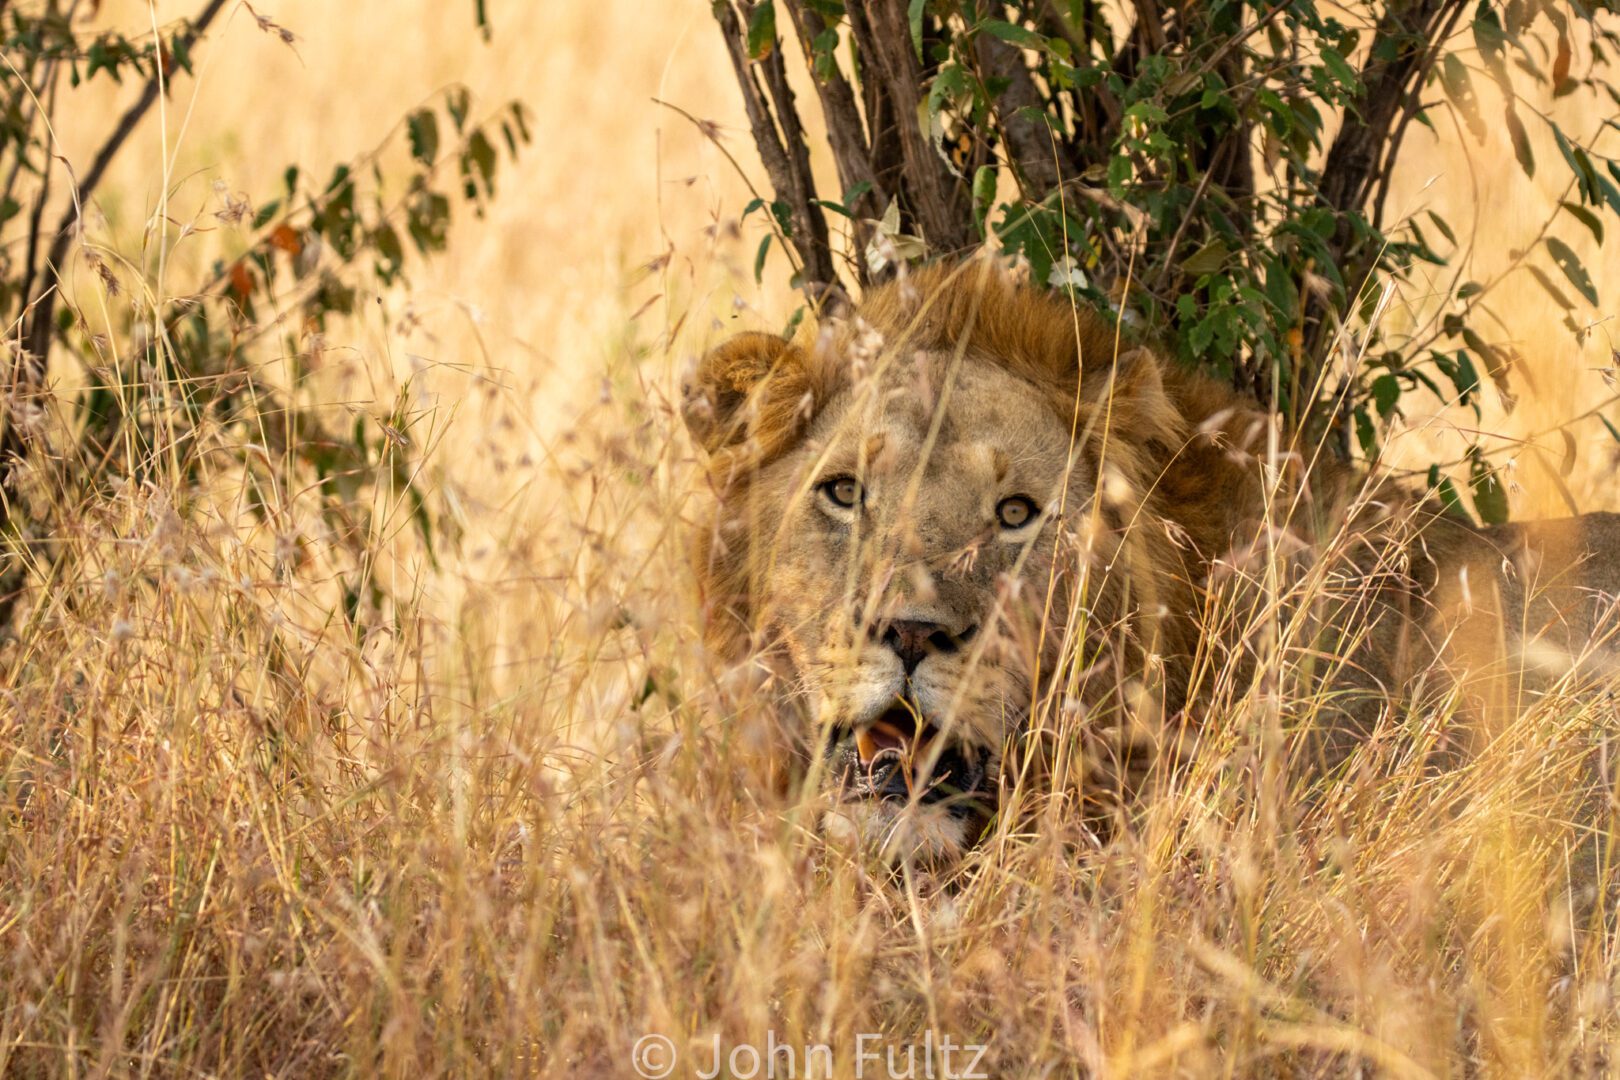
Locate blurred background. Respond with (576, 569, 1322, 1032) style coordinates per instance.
(67, 0, 1619, 519)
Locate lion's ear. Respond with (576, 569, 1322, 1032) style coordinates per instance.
(682, 332, 808, 457)
(1086, 346, 1183, 447)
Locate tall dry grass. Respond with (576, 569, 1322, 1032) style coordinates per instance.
(2, 1, 1619, 1076)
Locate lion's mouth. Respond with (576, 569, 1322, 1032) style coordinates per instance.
(834, 699, 989, 815)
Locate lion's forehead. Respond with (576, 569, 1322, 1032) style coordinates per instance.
(751, 352, 1084, 630)
(805, 352, 1075, 485)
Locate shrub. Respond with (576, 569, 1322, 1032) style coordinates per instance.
(710, 0, 1620, 518)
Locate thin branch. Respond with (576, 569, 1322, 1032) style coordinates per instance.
(781, 0, 884, 281)
(1036, 0, 1120, 133)
(1187, 0, 1289, 84)
(1367, 0, 1471, 232)
(15, 61, 64, 324)
(978, 33, 1070, 201)
(1319, 0, 1466, 229)
(713, 0, 836, 296)
(842, 0, 969, 255)
(753, 12, 837, 289)
(22, 0, 230, 363)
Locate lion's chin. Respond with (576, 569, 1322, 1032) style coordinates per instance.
(821, 799, 970, 866)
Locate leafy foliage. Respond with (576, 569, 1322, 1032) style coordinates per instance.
(0, 4, 529, 630)
(715, 0, 1620, 525)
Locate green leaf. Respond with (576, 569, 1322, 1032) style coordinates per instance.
(1468, 451, 1510, 525)
(408, 109, 439, 167)
(170, 32, 193, 75)
(810, 27, 839, 79)
(1560, 200, 1604, 245)
(1456, 281, 1482, 299)
(1427, 464, 1469, 520)
(1545, 236, 1598, 305)
(1473, 15, 1507, 71)
(1013, 105, 1059, 132)
(1552, 124, 1602, 203)
(926, 62, 972, 118)
(1406, 366, 1445, 403)
(1319, 46, 1359, 92)
(972, 165, 996, 235)
(1427, 210, 1457, 246)
(1370, 373, 1400, 418)
(783, 305, 806, 339)
(1106, 153, 1132, 193)
(1526, 264, 1575, 310)
(1600, 414, 1620, 444)
(747, 1, 777, 60)
(1181, 238, 1229, 276)
(1188, 315, 1215, 357)
(1353, 406, 1379, 458)
(1504, 105, 1534, 177)
(86, 39, 111, 82)
(754, 233, 772, 283)
(981, 19, 1044, 49)
(768, 199, 793, 238)
(908, 0, 926, 59)
(1449, 349, 1479, 403)
(1595, 172, 1620, 218)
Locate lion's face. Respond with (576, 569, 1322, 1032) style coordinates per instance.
(684, 264, 1184, 865)
(693, 336, 1091, 863)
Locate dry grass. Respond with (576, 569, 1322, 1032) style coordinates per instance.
(4, 2, 1620, 1076)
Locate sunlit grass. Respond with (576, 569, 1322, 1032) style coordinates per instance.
(3, 2, 1620, 1077)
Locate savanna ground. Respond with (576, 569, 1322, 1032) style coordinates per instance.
(5, 1, 1620, 1076)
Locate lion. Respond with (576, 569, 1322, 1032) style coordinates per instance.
(682, 259, 1620, 864)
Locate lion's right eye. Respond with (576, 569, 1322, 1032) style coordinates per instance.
(820, 476, 863, 510)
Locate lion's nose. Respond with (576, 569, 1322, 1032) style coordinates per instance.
(879, 619, 972, 673)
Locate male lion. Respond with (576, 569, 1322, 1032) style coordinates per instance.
(683, 260, 1620, 864)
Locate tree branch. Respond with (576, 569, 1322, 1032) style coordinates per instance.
(1307, 0, 1469, 411)
(842, 0, 969, 256)
(1318, 0, 1464, 235)
(781, 0, 885, 283)
(3, 0, 229, 636)
(979, 34, 1071, 201)
(714, 0, 837, 295)
(21, 0, 230, 364)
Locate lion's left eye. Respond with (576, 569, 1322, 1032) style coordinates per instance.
(821, 475, 863, 509)
(996, 495, 1038, 529)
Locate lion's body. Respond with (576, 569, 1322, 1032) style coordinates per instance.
(685, 261, 1620, 861)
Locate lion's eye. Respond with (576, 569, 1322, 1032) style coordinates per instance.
(997, 495, 1038, 529)
(821, 476, 863, 510)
